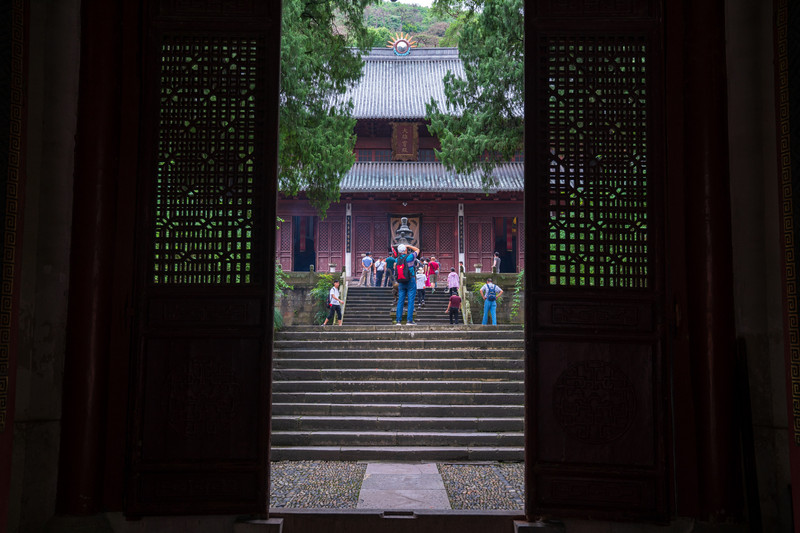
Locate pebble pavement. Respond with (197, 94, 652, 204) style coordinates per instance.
(438, 462, 525, 510)
(269, 461, 524, 510)
(270, 461, 367, 509)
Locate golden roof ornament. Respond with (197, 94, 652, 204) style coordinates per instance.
(387, 32, 418, 56)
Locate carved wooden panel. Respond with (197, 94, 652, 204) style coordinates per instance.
(465, 216, 495, 272)
(316, 216, 344, 272)
(156, 0, 272, 21)
(148, 297, 262, 327)
(140, 338, 261, 461)
(277, 219, 292, 272)
(417, 217, 456, 271)
(129, 2, 276, 515)
(536, 34, 650, 289)
(354, 219, 373, 275)
(528, 18, 666, 521)
(532, 0, 656, 18)
(536, 341, 656, 467)
(151, 34, 265, 285)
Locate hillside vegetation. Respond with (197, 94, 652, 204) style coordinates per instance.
(362, 3, 456, 48)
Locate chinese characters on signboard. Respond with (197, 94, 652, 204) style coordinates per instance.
(391, 122, 419, 161)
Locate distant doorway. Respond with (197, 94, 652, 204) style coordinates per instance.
(493, 216, 518, 273)
(293, 215, 316, 272)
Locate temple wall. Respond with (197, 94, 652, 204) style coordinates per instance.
(278, 197, 524, 278)
(725, 0, 792, 530)
(10, 1, 81, 532)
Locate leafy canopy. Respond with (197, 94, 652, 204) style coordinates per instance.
(426, 0, 524, 182)
(280, 0, 378, 216)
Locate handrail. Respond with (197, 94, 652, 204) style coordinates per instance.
(339, 270, 348, 321)
(458, 271, 472, 326)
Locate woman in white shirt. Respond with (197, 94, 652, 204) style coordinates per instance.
(415, 268, 427, 308)
(322, 279, 345, 326)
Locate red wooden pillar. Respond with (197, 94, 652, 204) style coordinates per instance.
(55, 0, 121, 515)
(683, 0, 744, 521)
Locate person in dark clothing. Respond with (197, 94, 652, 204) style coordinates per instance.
(445, 291, 462, 324)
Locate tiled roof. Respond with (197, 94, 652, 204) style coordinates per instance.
(340, 162, 524, 193)
(341, 48, 465, 119)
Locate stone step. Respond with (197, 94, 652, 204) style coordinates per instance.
(271, 402, 525, 417)
(273, 349, 522, 360)
(274, 339, 524, 350)
(270, 430, 524, 447)
(271, 391, 523, 405)
(273, 358, 523, 370)
(269, 446, 524, 462)
(277, 327, 520, 336)
(272, 368, 523, 382)
(271, 415, 523, 432)
(272, 380, 524, 393)
(279, 324, 522, 332)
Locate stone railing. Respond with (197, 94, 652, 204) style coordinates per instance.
(458, 271, 472, 325)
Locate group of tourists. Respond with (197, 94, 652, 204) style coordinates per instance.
(324, 246, 505, 327)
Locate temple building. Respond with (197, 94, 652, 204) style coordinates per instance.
(276, 46, 524, 277)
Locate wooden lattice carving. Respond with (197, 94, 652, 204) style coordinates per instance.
(538, 35, 649, 289)
(151, 36, 264, 284)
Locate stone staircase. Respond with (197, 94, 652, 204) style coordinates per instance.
(343, 285, 463, 325)
(270, 324, 524, 461)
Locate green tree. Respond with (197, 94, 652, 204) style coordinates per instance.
(280, 0, 378, 216)
(367, 26, 395, 48)
(426, 0, 524, 182)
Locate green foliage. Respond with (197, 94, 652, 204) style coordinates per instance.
(469, 280, 485, 300)
(509, 269, 524, 319)
(311, 273, 338, 324)
(274, 262, 294, 330)
(367, 26, 395, 48)
(280, 0, 378, 217)
(426, 0, 524, 182)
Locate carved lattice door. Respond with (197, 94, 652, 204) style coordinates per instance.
(526, 3, 668, 520)
(420, 216, 457, 271)
(316, 216, 344, 272)
(127, 2, 278, 515)
(465, 216, 494, 272)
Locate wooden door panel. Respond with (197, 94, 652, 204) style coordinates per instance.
(466, 217, 494, 272)
(277, 219, 292, 271)
(316, 217, 344, 272)
(128, 2, 277, 515)
(527, 8, 668, 521)
(535, 339, 657, 468)
(140, 337, 262, 462)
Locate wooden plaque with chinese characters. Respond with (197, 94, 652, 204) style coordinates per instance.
(391, 122, 419, 161)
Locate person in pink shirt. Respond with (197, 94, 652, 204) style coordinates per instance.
(447, 267, 460, 294)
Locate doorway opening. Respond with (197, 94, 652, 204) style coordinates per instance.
(292, 215, 316, 272)
(493, 217, 518, 273)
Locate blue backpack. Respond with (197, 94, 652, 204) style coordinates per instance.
(487, 284, 497, 302)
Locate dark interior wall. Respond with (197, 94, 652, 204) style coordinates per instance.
(725, 0, 793, 530)
(11, 0, 81, 532)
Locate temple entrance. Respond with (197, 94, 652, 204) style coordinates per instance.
(292, 216, 316, 272)
(122, 0, 671, 527)
(493, 216, 518, 273)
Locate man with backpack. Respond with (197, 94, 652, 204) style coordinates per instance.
(394, 243, 420, 325)
(480, 277, 504, 326)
